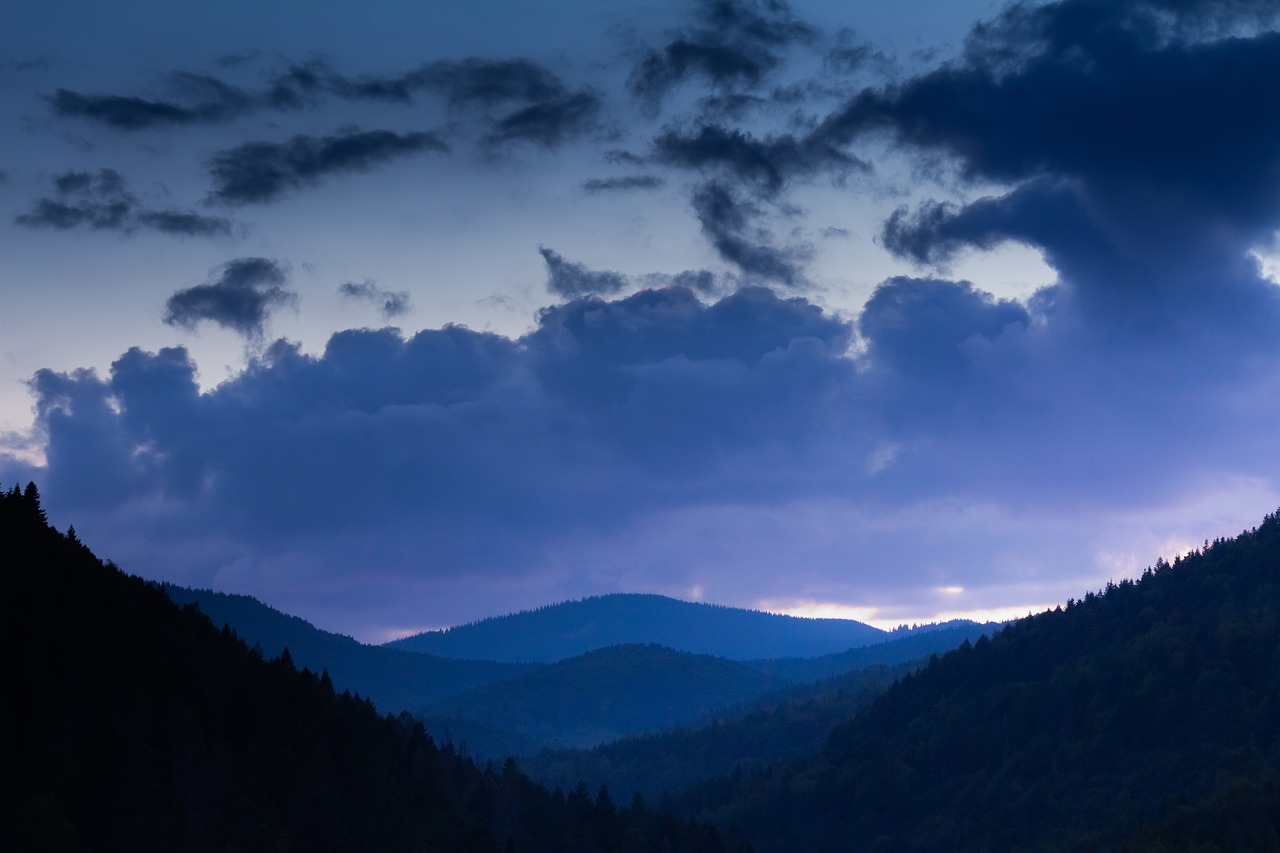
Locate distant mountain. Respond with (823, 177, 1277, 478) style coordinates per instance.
(3, 483, 743, 853)
(684, 513, 1280, 852)
(423, 643, 789, 750)
(387, 593, 888, 662)
(161, 585, 531, 714)
(745, 619, 999, 682)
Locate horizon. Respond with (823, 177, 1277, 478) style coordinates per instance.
(5, 0, 1280, 643)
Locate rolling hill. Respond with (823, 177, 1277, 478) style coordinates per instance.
(387, 593, 888, 662)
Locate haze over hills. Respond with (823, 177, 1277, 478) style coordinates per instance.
(387, 593, 891, 662)
(161, 585, 532, 714)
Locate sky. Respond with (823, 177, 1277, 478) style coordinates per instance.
(5, 0, 1280, 644)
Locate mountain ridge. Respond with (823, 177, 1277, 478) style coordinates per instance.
(161, 584, 532, 714)
(387, 592, 890, 662)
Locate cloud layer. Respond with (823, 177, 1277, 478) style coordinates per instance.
(7, 0, 1280, 639)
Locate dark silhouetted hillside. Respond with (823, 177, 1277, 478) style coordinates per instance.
(525, 662, 912, 802)
(1, 482, 748, 853)
(424, 644, 788, 750)
(387, 593, 887, 662)
(163, 584, 532, 713)
(685, 513, 1280, 851)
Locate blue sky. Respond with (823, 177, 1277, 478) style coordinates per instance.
(4, 0, 1280, 642)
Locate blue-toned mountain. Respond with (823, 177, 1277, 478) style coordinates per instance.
(386, 593, 888, 662)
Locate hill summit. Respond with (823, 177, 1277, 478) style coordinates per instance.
(386, 593, 887, 662)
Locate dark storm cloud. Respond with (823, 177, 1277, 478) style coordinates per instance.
(163, 257, 296, 338)
(858, 277, 1029, 388)
(15, 169, 234, 237)
(9, 288, 864, 581)
(539, 247, 630, 298)
(51, 73, 252, 130)
(652, 124, 861, 195)
(641, 269, 725, 296)
(482, 91, 602, 149)
(691, 181, 809, 286)
(413, 58, 570, 107)
(629, 0, 817, 106)
(49, 56, 574, 131)
(581, 175, 665, 193)
(338, 280, 412, 318)
(820, 0, 1280, 317)
(272, 56, 573, 108)
(207, 128, 448, 205)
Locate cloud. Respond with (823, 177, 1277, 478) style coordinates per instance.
(15, 0, 1280, 640)
(820, 0, 1280, 318)
(640, 269, 726, 296)
(652, 124, 861, 195)
(539, 247, 630, 298)
(51, 72, 252, 130)
(629, 0, 817, 107)
(50, 56, 578, 132)
(15, 267, 1280, 638)
(163, 257, 296, 338)
(15, 168, 234, 236)
(581, 175, 665, 193)
(338, 280, 412, 318)
(413, 57, 570, 107)
(482, 91, 601, 149)
(691, 181, 809, 286)
(6, 287, 862, 625)
(207, 128, 448, 205)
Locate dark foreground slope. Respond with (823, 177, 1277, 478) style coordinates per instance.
(688, 514, 1280, 852)
(1, 483, 747, 853)
(163, 585, 531, 713)
(388, 593, 886, 662)
(526, 663, 912, 803)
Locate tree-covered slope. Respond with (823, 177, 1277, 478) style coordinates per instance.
(387, 593, 887, 662)
(1, 483, 747, 853)
(424, 644, 789, 750)
(524, 662, 912, 803)
(686, 513, 1280, 852)
(163, 584, 532, 713)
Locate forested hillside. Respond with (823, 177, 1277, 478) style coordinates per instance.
(423, 644, 787, 750)
(685, 514, 1280, 851)
(525, 663, 911, 803)
(163, 584, 532, 713)
(1, 483, 747, 853)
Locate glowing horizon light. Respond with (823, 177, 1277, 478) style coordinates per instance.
(757, 599, 882, 624)
(758, 598, 1062, 629)
(377, 625, 448, 643)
